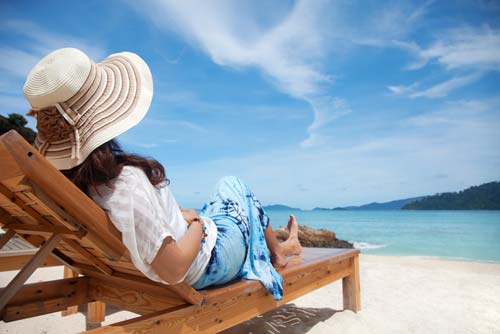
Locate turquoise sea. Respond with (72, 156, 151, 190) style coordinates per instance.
(266, 210, 500, 263)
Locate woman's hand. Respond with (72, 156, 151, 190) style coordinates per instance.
(180, 207, 199, 223)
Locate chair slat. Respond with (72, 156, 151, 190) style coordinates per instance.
(62, 239, 113, 275)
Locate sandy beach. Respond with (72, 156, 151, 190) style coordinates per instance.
(1, 254, 499, 334)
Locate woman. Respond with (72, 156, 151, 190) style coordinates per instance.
(23, 48, 301, 300)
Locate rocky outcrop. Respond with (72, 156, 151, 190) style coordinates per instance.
(274, 225, 353, 249)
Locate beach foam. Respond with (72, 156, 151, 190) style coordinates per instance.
(352, 241, 387, 250)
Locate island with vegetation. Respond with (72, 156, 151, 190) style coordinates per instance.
(263, 204, 302, 211)
(402, 181, 500, 210)
(313, 196, 424, 211)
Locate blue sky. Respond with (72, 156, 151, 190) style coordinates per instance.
(1, 0, 499, 209)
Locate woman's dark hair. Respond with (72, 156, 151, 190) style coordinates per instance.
(61, 139, 168, 195)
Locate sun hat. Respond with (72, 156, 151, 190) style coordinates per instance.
(23, 47, 153, 170)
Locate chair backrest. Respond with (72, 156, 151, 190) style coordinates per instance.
(0, 130, 202, 305)
(0, 130, 126, 260)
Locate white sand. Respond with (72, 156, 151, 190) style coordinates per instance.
(1, 255, 500, 334)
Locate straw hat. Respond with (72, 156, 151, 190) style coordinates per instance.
(23, 48, 153, 170)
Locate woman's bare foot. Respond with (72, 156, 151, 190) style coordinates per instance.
(270, 215, 302, 268)
(282, 214, 302, 255)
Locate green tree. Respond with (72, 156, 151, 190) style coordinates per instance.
(0, 113, 37, 144)
(8, 113, 28, 127)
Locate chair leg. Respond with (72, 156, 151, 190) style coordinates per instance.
(61, 266, 79, 316)
(87, 301, 106, 323)
(342, 254, 361, 312)
(0, 233, 61, 313)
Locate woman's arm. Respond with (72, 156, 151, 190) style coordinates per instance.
(150, 209, 204, 284)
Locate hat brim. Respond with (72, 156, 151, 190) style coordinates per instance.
(35, 52, 153, 170)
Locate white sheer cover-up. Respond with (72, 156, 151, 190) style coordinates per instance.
(90, 166, 217, 285)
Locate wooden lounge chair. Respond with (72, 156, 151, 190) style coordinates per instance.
(0, 130, 360, 333)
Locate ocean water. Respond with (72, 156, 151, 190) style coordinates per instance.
(266, 210, 500, 263)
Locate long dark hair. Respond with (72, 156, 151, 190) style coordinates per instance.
(62, 139, 168, 195)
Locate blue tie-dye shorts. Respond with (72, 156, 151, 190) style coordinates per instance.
(192, 176, 283, 300)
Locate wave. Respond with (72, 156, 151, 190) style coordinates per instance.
(352, 241, 387, 250)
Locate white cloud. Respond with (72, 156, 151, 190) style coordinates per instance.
(126, 0, 340, 147)
(141, 118, 208, 133)
(409, 72, 483, 98)
(2, 20, 106, 62)
(135, 143, 160, 149)
(0, 19, 107, 125)
(0, 19, 106, 80)
(399, 25, 500, 73)
(0, 94, 30, 111)
(388, 26, 499, 99)
(389, 72, 483, 99)
(387, 81, 420, 95)
(406, 98, 496, 126)
(379, 22, 500, 99)
(0, 47, 41, 78)
(348, 1, 433, 48)
(301, 96, 351, 148)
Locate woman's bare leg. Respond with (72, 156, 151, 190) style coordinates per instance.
(264, 214, 302, 268)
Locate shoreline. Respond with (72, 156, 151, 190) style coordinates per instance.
(361, 253, 500, 267)
(1, 254, 500, 333)
(358, 251, 500, 264)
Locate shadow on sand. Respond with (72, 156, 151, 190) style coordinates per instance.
(220, 303, 339, 334)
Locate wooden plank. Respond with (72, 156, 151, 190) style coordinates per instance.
(0, 175, 31, 192)
(1, 180, 88, 240)
(283, 259, 351, 302)
(0, 136, 24, 180)
(0, 233, 61, 312)
(106, 266, 144, 278)
(0, 229, 15, 249)
(83, 254, 355, 334)
(0, 250, 61, 272)
(1, 131, 126, 260)
(79, 269, 188, 304)
(167, 283, 203, 306)
(55, 243, 94, 265)
(88, 279, 184, 315)
(3, 223, 81, 237)
(29, 183, 87, 233)
(342, 254, 361, 312)
(62, 266, 79, 316)
(0, 181, 58, 230)
(62, 239, 113, 275)
(0, 196, 35, 226)
(8, 233, 46, 249)
(0, 277, 90, 322)
(82, 246, 139, 274)
(87, 301, 106, 323)
(4, 296, 79, 322)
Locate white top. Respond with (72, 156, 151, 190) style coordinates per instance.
(90, 166, 217, 285)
